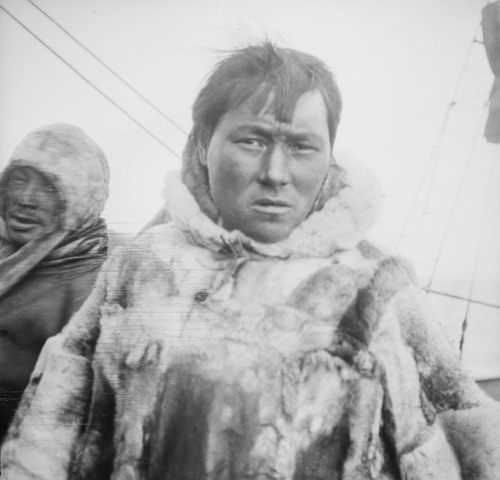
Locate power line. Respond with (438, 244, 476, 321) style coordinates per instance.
(27, 0, 188, 137)
(426, 288, 500, 311)
(424, 103, 488, 291)
(396, 20, 485, 252)
(0, 3, 181, 159)
(459, 150, 499, 355)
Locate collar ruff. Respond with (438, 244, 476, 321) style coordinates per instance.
(163, 158, 383, 259)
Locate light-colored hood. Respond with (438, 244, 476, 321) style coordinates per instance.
(0, 123, 109, 232)
(0, 124, 109, 299)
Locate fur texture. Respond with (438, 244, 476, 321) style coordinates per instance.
(1, 160, 499, 479)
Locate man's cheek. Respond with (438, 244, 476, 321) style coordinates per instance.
(219, 162, 248, 187)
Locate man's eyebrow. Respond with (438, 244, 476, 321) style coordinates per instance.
(233, 121, 325, 144)
(232, 120, 273, 132)
(230, 123, 274, 140)
(285, 131, 323, 142)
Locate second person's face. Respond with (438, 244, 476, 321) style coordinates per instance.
(3, 166, 60, 247)
(204, 89, 332, 243)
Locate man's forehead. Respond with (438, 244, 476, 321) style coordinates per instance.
(225, 90, 329, 135)
(227, 115, 298, 136)
(7, 165, 33, 177)
(9, 165, 38, 175)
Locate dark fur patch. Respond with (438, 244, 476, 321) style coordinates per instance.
(293, 417, 350, 479)
(146, 360, 262, 480)
(287, 264, 361, 323)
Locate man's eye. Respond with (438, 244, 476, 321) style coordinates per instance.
(290, 142, 314, 153)
(237, 138, 265, 148)
(8, 177, 26, 186)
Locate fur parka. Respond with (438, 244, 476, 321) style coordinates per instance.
(1, 160, 500, 480)
(0, 124, 108, 443)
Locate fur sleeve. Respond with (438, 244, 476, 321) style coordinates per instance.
(357, 255, 500, 479)
(390, 274, 500, 479)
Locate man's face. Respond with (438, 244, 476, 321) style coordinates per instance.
(205, 89, 332, 243)
(3, 166, 60, 247)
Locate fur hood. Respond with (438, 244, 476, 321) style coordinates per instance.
(163, 151, 384, 259)
(0, 124, 109, 299)
(0, 123, 109, 232)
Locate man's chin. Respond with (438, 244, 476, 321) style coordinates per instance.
(242, 221, 294, 244)
(6, 227, 42, 247)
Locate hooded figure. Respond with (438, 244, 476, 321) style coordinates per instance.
(2, 46, 500, 480)
(0, 123, 109, 441)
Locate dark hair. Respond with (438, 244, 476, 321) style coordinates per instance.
(191, 42, 343, 150)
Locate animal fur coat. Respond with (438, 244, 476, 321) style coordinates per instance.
(2, 159, 500, 479)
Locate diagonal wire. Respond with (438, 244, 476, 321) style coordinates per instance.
(396, 20, 484, 251)
(459, 146, 500, 356)
(27, 0, 188, 136)
(0, 3, 181, 159)
(424, 102, 489, 291)
(426, 288, 500, 310)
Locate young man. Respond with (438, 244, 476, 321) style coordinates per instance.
(2, 44, 499, 480)
(0, 123, 109, 442)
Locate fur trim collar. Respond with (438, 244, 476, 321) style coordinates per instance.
(163, 155, 383, 259)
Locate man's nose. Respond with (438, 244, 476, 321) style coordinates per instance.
(17, 183, 38, 208)
(258, 144, 290, 186)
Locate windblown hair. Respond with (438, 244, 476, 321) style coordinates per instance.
(191, 42, 343, 150)
(182, 42, 345, 222)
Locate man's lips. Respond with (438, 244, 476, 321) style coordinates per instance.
(251, 198, 292, 214)
(7, 213, 41, 231)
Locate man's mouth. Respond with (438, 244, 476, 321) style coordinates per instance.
(7, 213, 41, 231)
(251, 198, 292, 215)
